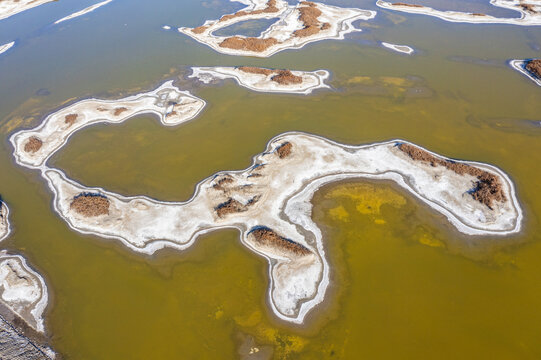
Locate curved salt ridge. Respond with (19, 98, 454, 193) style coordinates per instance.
(381, 41, 414, 55)
(510, 59, 541, 86)
(54, 0, 113, 25)
(376, 0, 541, 26)
(0, 0, 53, 21)
(0, 41, 15, 56)
(0, 251, 49, 333)
(10, 80, 206, 169)
(176, 0, 376, 57)
(13, 105, 521, 323)
(0, 202, 10, 242)
(190, 66, 330, 94)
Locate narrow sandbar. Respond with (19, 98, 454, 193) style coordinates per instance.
(381, 41, 414, 54)
(377, 0, 541, 25)
(54, 0, 114, 25)
(0, 0, 54, 21)
(190, 66, 330, 94)
(0, 41, 15, 56)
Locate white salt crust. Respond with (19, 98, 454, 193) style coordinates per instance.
(0, 41, 15, 56)
(173, 0, 376, 57)
(381, 41, 414, 54)
(0, 203, 10, 242)
(54, 0, 114, 25)
(190, 66, 330, 94)
(11, 83, 522, 323)
(509, 59, 541, 87)
(0, 251, 49, 333)
(377, 0, 541, 26)
(0, 0, 53, 21)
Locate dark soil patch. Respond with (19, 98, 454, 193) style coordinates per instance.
(271, 70, 302, 85)
(520, 3, 537, 13)
(64, 114, 78, 126)
(525, 59, 541, 79)
(248, 226, 311, 256)
(219, 36, 278, 52)
(24, 136, 42, 153)
(70, 193, 110, 217)
(397, 143, 506, 209)
(276, 142, 293, 158)
(113, 107, 128, 116)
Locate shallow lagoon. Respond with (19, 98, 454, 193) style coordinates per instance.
(0, 0, 541, 358)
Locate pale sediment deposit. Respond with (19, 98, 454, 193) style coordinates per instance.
(175, 0, 376, 57)
(11, 85, 522, 326)
(510, 59, 541, 86)
(377, 0, 541, 25)
(0, 41, 15, 56)
(0, 0, 53, 21)
(190, 66, 330, 94)
(381, 41, 414, 54)
(54, 0, 114, 25)
(0, 201, 9, 242)
(10, 80, 206, 169)
(0, 251, 49, 334)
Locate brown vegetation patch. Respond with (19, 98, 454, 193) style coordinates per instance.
(219, 0, 279, 22)
(249, 227, 311, 256)
(271, 70, 303, 85)
(191, 26, 208, 34)
(520, 3, 536, 13)
(213, 176, 234, 191)
(293, 2, 328, 37)
(392, 2, 424, 7)
(525, 59, 541, 79)
(215, 198, 246, 217)
(276, 142, 293, 158)
(238, 66, 274, 76)
(472, 13, 486, 16)
(219, 36, 279, 52)
(70, 193, 110, 217)
(24, 136, 42, 153)
(64, 113, 78, 125)
(113, 107, 128, 116)
(167, 110, 178, 117)
(397, 143, 506, 209)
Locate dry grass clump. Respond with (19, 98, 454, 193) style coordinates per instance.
(271, 70, 302, 85)
(276, 142, 293, 158)
(215, 196, 259, 217)
(219, 36, 278, 52)
(64, 114, 78, 126)
(397, 143, 506, 209)
(238, 66, 275, 76)
(293, 2, 330, 37)
(70, 193, 110, 217)
(392, 2, 424, 7)
(472, 13, 486, 16)
(525, 59, 541, 79)
(520, 3, 537, 13)
(219, 0, 279, 22)
(113, 107, 128, 116)
(24, 136, 42, 153)
(213, 176, 234, 191)
(249, 226, 311, 256)
(191, 26, 208, 34)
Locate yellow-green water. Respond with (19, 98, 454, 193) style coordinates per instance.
(0, 0, 541, 359)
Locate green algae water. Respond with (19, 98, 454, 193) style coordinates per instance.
(1, 0, 541, 358)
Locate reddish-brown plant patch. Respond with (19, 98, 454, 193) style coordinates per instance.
(249, 227, 311, 256)
(24, 136, 42, 153)
(276, 142, 293, 158)
(70, 193, 110, 217)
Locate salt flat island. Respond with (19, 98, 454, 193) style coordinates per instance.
(376, 0, 541, 25)
(0, 200, 9, 241)
(381, 42, 414, 55)
(0, 0, 54, 21)
(54, 0, 114, 25)
(510, 58, 541, 86)
(175, 0, 376, 57)
(0, 41, 15, 56)
(10, 81, 522, 324)
(190, 66, 330, 94)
